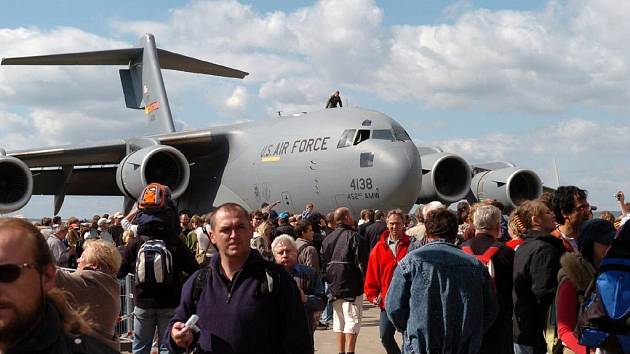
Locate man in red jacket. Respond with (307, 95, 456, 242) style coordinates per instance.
(364, 209, 410, 354)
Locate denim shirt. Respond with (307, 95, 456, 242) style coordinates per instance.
(385, 239, 498, 354)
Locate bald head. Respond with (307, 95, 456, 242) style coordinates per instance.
(334, 207, 352, 226)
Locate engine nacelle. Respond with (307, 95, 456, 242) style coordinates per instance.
(0, 156, 33, 213)
(116, 145, 190, 200)
(417, 152, 472, 204)
(471, 167, 542, 209)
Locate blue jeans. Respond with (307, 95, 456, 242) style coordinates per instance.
(380, 310, 401, 354)
(320, 282, 333, 324)
(133, 306, 174, 354)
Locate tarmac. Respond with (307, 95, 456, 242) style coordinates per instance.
(314, 301, 402, 354)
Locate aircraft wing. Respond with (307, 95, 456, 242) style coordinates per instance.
(4, 129, 219, 213)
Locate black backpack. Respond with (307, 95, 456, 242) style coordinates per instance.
(575, 223, 630, 352)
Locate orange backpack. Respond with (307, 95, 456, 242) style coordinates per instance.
(138, 183, 170, 211)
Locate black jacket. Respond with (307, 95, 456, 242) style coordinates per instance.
(321, 223, 363, 299)
(6, 303, 118, 354)
(462, 234, 515, 354)
(119, 234, 199, 309)
(512, 229, 565, 346)
(364, 220, 387, 251)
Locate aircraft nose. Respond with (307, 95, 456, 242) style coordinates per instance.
(377, 142, 422, 210)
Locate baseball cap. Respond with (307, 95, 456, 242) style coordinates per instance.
(278, 211, 289, 220)
(97, 217, 110, 226)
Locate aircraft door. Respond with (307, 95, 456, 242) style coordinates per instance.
(281, 191, 294, 211)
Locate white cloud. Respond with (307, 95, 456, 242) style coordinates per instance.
(225, 86, 248, 111)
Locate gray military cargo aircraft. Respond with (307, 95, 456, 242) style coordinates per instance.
(0, 34, 541, 216)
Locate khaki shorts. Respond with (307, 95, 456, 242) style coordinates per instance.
(332, 295, 363, 334)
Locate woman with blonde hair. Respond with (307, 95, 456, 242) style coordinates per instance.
(55, 239, 122, 350)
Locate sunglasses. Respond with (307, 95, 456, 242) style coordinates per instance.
(0, 263, 37, 283)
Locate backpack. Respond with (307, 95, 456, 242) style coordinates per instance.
(138, 183, 170, 211)
(575, 225, 630, 352)
(462, 245, 499, 279)
(135, 237, 175, 288)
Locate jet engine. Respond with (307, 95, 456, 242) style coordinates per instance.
(116, 145, 190, 200)
(0, 155, 33, 213)
(471, 167, 542, 209)
(416, 148, 472, 204)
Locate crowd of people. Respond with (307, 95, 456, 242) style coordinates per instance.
(1, 183, 629, 354)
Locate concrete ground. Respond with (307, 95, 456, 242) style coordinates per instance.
(314, 301, 402, 354)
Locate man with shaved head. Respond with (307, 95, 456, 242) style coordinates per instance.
(167, 203, 312, 354)
(322, 207, 364, 354)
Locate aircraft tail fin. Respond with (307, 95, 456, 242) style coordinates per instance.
(1, 33, 248, 134)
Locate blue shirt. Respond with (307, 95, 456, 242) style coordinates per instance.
(385, 239, 498, 354)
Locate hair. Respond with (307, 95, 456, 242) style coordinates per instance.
(456, 201, 470, 225)
(190, 215, 202, 227)
(424, 209, 458, 242)
(122, 229, 135, 245)
(66, 229, 80, 248)
(473, 205, 502, 233)
(508, 211, 527, 239)
(598, 211, 615, 225)
(538, 191, 554, 209)
(422, 201, 445, 219)
(52, 216, 62, 225)
(334, 207, 350, 224)
(551, 185, 588, 224)
(481, 199, 505, 212)
(81, 239, 122, 277)
(516, 200, 551, 231)
(414, 206, 424, 224)
(305, 202, 314, 209)
(0, 218, 93, 335)
(256, 220, 274, 239)
(271, 234, 297, 254)
(251, 210, 264, 220)
(41, 217, 52, 227)
(295, 220, 312, 239)
(325, 212, 336, 227)
(386, 208, 405, 221)
(374, 210, 385, 221)
(209, 202, 250, 227)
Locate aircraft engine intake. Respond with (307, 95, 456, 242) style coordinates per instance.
(471, 167, 542, 209)
(116, 145, 190, 200)
(417, 152, 472, 204)
(0, 156, 33, 213)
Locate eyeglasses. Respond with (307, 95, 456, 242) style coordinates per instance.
(0, 263, 37, 283)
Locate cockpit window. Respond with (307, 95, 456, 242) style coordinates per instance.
(337, 129, 356, 148)
(392, 123, 411, 142)
(354, 129, 370, 145)
(372, 129, 394, 141)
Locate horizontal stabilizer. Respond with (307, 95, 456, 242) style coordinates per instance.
(1, 49, 142, 66)
(2, 49, 248, 79)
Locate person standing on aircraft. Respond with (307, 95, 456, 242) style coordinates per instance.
(550, 186, 590, 252)
(326, 90, 343, 108)
(167, 203, 312, 354)
(386, 208, 498, 354)
(364, 209, 410, 354)
(321, 207, 364, 354)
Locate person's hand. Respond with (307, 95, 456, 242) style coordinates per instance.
(171, 321, 194, 349)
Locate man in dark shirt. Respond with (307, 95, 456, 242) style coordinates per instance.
(326, 90, 343, 108)
(272, 211, 295, 241)
(365, 210, 387, 251)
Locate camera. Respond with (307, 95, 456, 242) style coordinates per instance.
(615, 192, 623, 200)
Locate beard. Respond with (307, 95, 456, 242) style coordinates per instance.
(0, 296, 43, 346)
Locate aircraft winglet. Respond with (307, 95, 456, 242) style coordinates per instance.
(1, 33, 249, 135)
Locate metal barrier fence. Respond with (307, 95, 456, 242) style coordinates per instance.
(59, 268, 134, 352)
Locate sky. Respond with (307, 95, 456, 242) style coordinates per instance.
(1, 0, 629, 218)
